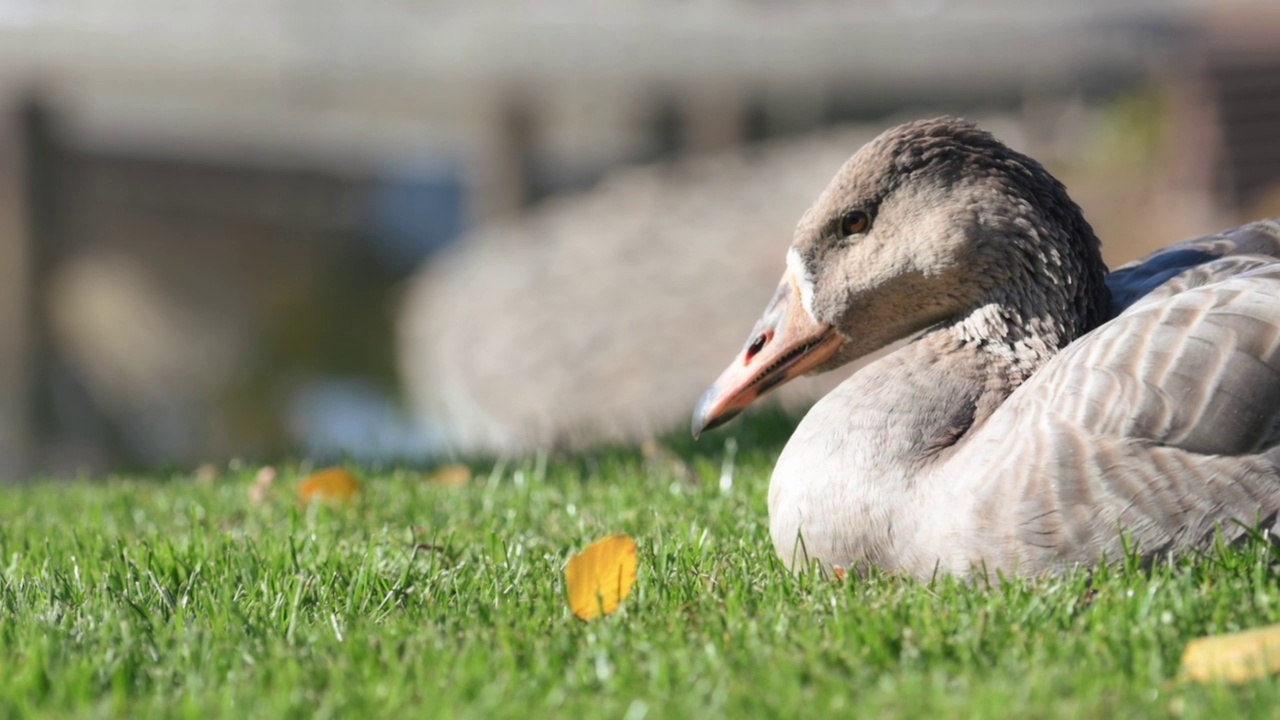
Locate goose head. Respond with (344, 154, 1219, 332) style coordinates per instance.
(692, 117, 1107, 436)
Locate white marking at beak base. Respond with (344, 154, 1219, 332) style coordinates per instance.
(786, 248, 819, 322)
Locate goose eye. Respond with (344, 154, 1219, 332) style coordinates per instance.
(838, 210, 870, 238)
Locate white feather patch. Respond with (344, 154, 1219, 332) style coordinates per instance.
(786, 247, 819, 321)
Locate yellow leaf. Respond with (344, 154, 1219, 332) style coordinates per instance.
(427, 464, 471, 488)
(298, 467, 361, 504)
(565, 534, 638, 621)
(1180, 624, 1280, 684)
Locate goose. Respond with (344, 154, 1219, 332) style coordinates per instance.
(692, 116, 1280, 579)
(397, 128, 884, 455)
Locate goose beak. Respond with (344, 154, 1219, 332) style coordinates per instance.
(692, 268, 843, 438)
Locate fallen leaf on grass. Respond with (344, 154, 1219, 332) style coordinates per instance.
(299, 467, 361, 504)
(427, 464, 471, 487)
(1180, 623, 1280, 683)
(565, 534, 638, 621)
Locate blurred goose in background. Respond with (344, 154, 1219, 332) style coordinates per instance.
(397, 127, 896, 455)
(693, 117, 1280, 579)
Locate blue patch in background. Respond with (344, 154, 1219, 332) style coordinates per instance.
(366, 162, 466, 269)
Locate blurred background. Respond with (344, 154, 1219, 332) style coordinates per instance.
(0, 0, 1278, 479)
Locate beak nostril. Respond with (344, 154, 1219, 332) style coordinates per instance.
(745, 332, 770, 362)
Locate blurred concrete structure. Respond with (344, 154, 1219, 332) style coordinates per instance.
(1199, 8, 1280, 215)
(3, 97, 454, 474)
(0, 1, 1275, 473)
(0, 108, 31, 479)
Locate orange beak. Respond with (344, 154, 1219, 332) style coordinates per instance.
(692, 268, 843, 437)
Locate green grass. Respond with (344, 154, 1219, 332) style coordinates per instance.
(2, 411, 1280, 719)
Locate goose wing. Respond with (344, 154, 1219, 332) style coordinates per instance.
(953, 219, 1280, 569)
(1058, 218, 1280, 454)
